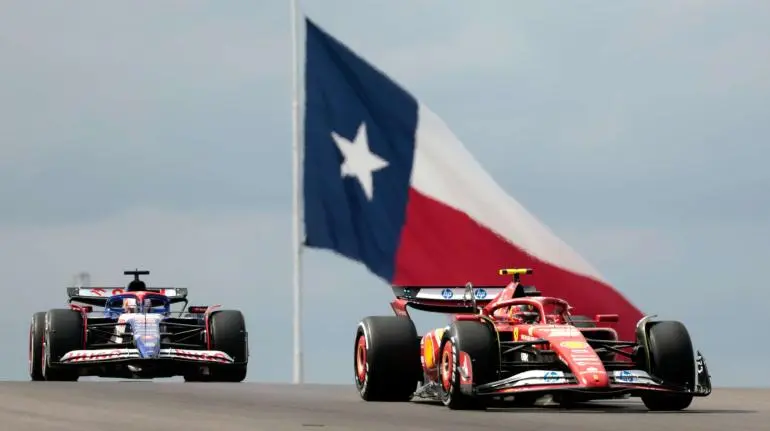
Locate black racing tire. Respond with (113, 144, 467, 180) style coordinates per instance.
(354, 316, 421, 401)
(183, 370, 207, 382)
(28, 312, 46, 381)
(205, 310, 249, 382)
(640, 321, 695, 411)
(43, 309, 83, 381)
(438, 320, 499, 410)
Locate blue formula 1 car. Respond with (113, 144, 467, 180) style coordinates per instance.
(28, 269, 249, 382)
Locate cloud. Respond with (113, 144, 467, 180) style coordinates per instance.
(0, 0, 289, 194)
(3, 0, 768, 226)
(0, 1, 293, 225)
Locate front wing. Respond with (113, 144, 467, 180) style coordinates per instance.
(58, 348, 234, 365)
(473, 369, 711, 397)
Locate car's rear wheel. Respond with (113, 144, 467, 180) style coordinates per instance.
(29, 312, 46, 381)
(43, 309, 83, 381)
(640, 320, 695, 411)
(438, 321, 499, 410)
(354, 316, 421, 401)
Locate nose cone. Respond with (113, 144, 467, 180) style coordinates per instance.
(135, 332, 161, 358)
(129, 315, 162, 359)
(551, 334, 610, 388)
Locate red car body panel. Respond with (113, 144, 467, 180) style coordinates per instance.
(393, 269, 711, 403)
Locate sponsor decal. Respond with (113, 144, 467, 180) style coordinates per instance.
(77, 288, 177, 297)
(416, 288, 504, 301)
(62, 349, 133, 362)
(560, 341, 588, 349)
(572, 358, 601, 363)
(539, 327, 579, 337)
(565, 349, 602, 367)
(164, 349, 232, 363)
(571, 355, 598, 361)
(696, 353, 706, 375)
(507, 370, 567, 387)
(544, 371, 560, 382)
(422, 333, 437, 370)
(617, 370, 636, 382)
(567, 348, 600, 363)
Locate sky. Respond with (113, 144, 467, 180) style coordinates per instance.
(1, 0, 768, 387)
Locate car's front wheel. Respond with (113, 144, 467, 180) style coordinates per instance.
(640, 320, 695, 411)
(437, 320, 498, 410)
(29, 312, 46, 381)
(42, 309, 83, 381)
(211, 310, 249, 382)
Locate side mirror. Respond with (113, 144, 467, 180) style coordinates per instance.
(595, 314, 619, 323)
(188, 306, 209, 314)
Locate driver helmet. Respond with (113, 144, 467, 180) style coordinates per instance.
(547, 304, 566, 324)
(509, 304, 539, 324)
(127, 279, 146, 292)
(122, 297, 138, 314)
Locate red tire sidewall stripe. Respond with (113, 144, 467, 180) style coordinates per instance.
(440, 340, 454, 391)
(355, 335, 367, 384)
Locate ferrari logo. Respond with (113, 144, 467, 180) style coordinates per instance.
(513, 327, 519, 341)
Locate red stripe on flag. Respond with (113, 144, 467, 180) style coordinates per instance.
(394, 188, 642, 341)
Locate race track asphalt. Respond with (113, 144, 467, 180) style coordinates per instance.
(0, 382, 764, 431)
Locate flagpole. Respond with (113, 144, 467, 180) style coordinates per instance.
(290, 0, 304, 384)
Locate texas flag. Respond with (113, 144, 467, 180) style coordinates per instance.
(301, 18, 643, 341)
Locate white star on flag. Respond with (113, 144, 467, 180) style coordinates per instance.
(330, 123, 389, 200)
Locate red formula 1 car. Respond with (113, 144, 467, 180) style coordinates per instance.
(353, 268, 711, 411)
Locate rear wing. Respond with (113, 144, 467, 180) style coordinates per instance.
(66, 287, 189, 307)
(390, 284, 507, 315)
(389, 268, 538, 316)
